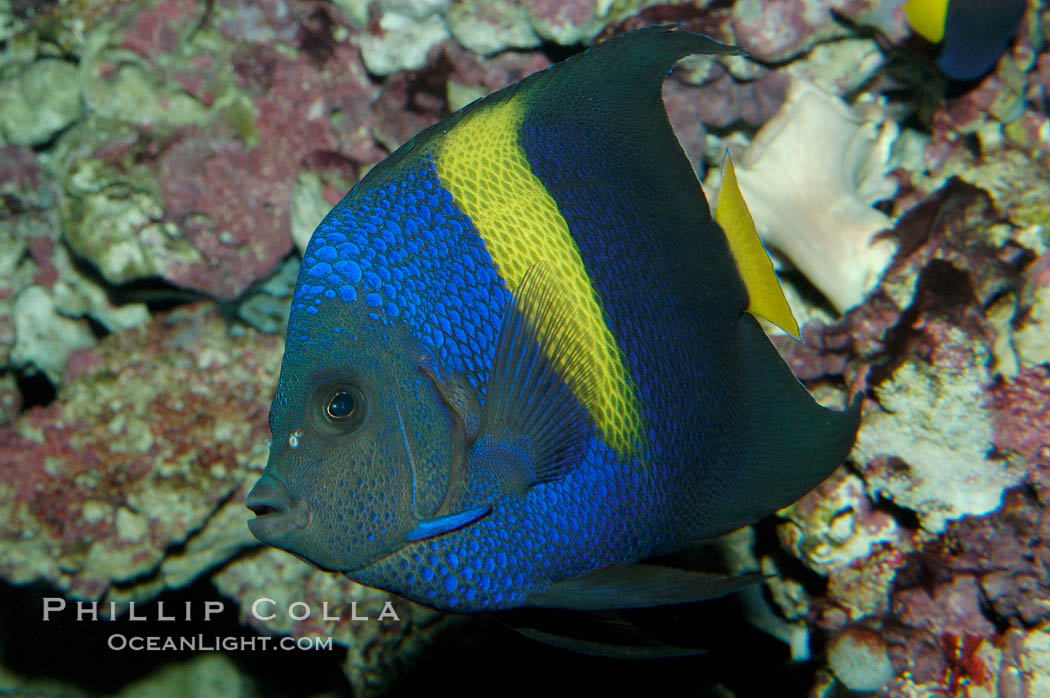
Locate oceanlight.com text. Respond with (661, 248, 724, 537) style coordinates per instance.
(106, 634, 334, 652)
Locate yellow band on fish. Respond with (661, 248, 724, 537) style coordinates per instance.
(904, 0, 948, 43)
(435, 97, 644, 456)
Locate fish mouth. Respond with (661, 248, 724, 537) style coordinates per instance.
(246, 474, 312, 542)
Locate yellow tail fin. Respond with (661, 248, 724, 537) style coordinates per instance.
(714, 152, 801, 340)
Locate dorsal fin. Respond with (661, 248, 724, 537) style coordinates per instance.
(715, 152, 801, 340)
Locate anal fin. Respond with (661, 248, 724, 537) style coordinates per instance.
(527, 563, 762, 611)
(507, 613, 705, 658)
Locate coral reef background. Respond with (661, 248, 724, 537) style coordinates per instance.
(1, 0, 1048, 695)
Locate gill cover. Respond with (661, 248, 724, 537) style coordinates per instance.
(251, 316, 462, 571)
(406, 263, 598, 537)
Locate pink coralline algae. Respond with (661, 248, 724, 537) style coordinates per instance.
(1013, 253, 1050, 368)
(371, 40, 551, 152)
(989, 366, 1050, 466)
(923, 72, 1020, 174)
(887, 577, 998, 688)
(1, 145, 130, 385)
(0, 300, 456, 693)
(118, 0, 186, 58)
(0, 145, 48, 204)
(764, 152, 1047, 692)
(732, 0, 843, 62)
(154, 38, 381, 299)
(898, 5, 1050, 239)
(0, 304, 281, 600)
(773, 177, 1017, 388)
(57, 0, 385, 300)
(730, 0, 908, 63)
(519, 0, 606, 44)
(674, 64, 791, 130)
(874, 481, 1050, 696)
(440, 40, 552, 100)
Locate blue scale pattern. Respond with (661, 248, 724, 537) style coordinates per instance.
(289, 129, 685, 613)
(292, 157, 509, 392)
(357, 434, 670, 611)
(333, 144, 689, 611)
(362, 109, 729, 611)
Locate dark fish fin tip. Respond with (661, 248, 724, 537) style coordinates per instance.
(714, 316, 861, 533)
(511, 624, 705, 659)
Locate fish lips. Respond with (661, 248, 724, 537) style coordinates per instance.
(246, 474, 312, 543)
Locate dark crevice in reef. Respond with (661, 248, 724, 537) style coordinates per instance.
(872, 489, 922, 531)
(10, 0, 58, 21)
(59, 242, 208, 317)
(540, 40, 586, 65)
(16, 369, 57, 411)
(95, 275, 210, 316)
(754, 518, 829, 598)
(83, 314, 111, 341)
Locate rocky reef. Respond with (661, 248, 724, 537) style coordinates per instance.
(1, 0, 1048, 695)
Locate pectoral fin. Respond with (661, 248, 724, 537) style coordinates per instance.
(528, 563, 762, 611)
(472, 262, 597, 494)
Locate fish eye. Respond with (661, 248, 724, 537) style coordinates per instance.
(326, 391, 357, 420)
(311, 380, 367, 434)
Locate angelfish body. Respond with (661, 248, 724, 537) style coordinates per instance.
(247, 27, 860, 613)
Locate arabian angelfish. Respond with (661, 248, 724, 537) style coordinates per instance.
(247, 27, 861, 612)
